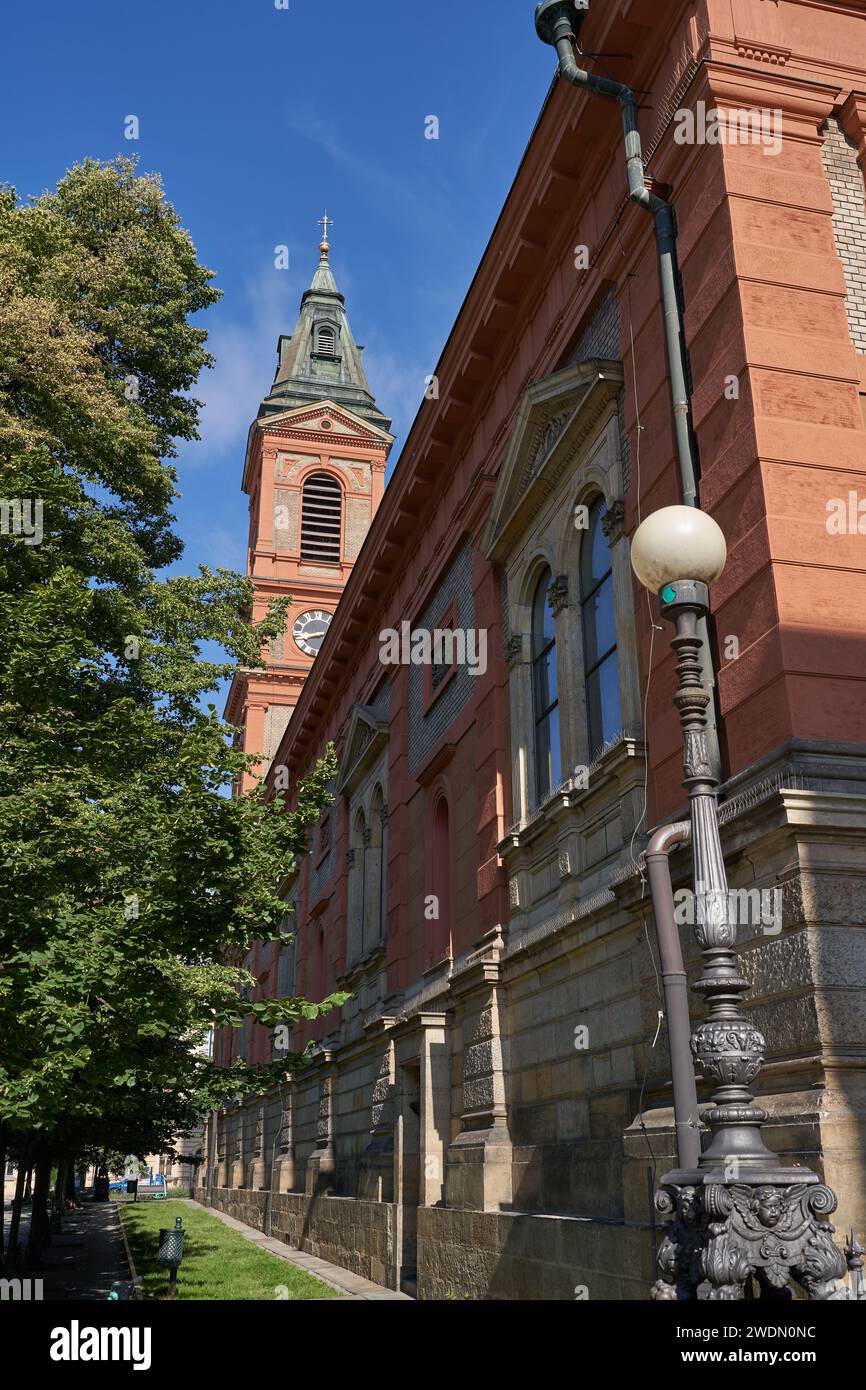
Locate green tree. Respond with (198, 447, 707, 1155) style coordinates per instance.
(0, 158, 341, 1269)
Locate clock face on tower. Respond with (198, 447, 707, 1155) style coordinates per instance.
(292, 609, 333, 657)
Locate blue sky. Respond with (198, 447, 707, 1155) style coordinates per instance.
(1, 0, 555, 581)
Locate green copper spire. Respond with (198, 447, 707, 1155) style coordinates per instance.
(259, 213, 391, 433)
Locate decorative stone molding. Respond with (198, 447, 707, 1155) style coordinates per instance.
(734, 39, 791, 67)
(357, 1043, 395, 1203)
(317, 1075, 332, 1143)
(273, 1088, 296, 1193)
(529, 411, 570, 477)
(481, 360, 625, 563)
(336, 704, 389, 797)
(370, 1050, 395, 1133)
(305, 1055, 337, 1196)
(504, 634, 525, 668)
(602, 498, 626, 545)
(839, 92, 866, 177)
(547, 575, 569, 615)
(445, 965, 513, 1213)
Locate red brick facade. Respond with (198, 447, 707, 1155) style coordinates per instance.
(207, 2, 866, 1298)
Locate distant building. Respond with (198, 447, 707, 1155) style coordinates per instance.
(203, 2, 866, 1298)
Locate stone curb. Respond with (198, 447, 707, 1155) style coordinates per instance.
(182, 1199, 412, 1302)
(111, 1201, 144, 1301)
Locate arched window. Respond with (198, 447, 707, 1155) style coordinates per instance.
(315, 323, 338, 358)
(347, 809, 367, 963)
(532, 568, 562, 803)
(274, 927, 296, 1058)
(277, 914, 296, 990)
(300, 473, 342, 565)
(430, 794, 452, 965)
(365, 786, 387, 952)
(581, 498, 622, 757)
(313, 925, 325, 1021)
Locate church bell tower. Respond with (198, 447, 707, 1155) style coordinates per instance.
(226, 218, 394, 790)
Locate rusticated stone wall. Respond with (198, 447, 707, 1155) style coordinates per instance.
(416, 1208, 650, 1302)
(201, 751, 866, 1299)
(205, 1187, 397, 1289)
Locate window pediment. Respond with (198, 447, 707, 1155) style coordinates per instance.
(481, 358, 623, 563)
(336, 705, 389, 797)
(267, 401, 382, 441)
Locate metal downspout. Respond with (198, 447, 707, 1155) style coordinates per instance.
(645, 821, 702, 1170)
(552, 33, 721, 779)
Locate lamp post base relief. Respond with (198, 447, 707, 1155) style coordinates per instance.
(652, 1169, 847, 1301)
(646, 573, 847, 1301)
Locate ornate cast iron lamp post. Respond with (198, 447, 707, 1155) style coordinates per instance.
(631, 506, 848, 1301)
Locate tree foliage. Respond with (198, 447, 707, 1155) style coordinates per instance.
(0, 158, 339, 1203)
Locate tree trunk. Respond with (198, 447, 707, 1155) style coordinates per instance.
(27, 1156, 52, 1267)
(7, 1161, 28, 1274)
(51, 1161, 66, 1235)
(65, 1163, 79, 1208)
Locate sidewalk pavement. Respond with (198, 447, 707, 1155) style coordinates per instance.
(20, 1202, 129, 1301)
(183, 1199, 412, 1301)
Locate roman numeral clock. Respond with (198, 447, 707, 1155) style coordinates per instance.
(292, 609, 333, 657)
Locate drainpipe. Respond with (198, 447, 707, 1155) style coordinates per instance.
(535, 1, 721, 779)
(644, 821, 701, 1170)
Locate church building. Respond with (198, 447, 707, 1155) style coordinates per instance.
(202, 0, 866, 1300)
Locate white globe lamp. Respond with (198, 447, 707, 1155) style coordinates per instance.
(631, 505, 727, 596)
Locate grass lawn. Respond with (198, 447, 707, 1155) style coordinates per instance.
(119, 1200, 342, 1301)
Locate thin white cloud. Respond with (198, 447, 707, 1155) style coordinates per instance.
(193, 270, 298, 458)
(362, 340, 431, 455)
(182, 523, 246, 574)
(283, 107, 455, 232)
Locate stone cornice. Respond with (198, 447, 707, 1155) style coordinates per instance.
(840, 90, 866, 173)
(700, 56, 844, 131)
(241, 400, 392, 493)
(499, 731, 646, 853)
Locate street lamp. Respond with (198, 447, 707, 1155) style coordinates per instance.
(632, 505, 848, 1300)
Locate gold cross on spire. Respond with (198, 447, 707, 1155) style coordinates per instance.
(317, 210, 334, 256)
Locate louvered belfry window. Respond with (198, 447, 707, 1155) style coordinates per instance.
(316, 324, 337, 357)
(300, 473, 342, 564)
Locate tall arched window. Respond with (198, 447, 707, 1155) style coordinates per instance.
(532, 568, 562, 803)
(300, 473, 342, 565)
(365, 786, 387, 953)
(347, 809, 367, 963)
(315, 323, 338, 357)
(430, 794, 452, 965)
(581, 498, 622, 757)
